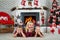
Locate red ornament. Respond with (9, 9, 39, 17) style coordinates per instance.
(52, 22, 56, 27)
(50, 9, 54, 13)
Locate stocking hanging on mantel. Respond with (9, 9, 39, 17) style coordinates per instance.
(28, 1, 32, 6)
(21, 0, 26, 6)
(34, 0, 38, 6)
(41, 13, 44, 25)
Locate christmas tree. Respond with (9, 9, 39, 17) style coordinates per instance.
(49, 0, 60, 25)
(48, 0, 60, 34)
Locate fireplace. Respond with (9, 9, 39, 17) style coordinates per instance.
(21, 12, 39, 25)
(24, 16, 36, 25)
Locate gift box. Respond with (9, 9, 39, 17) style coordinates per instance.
(51, 28, 55, 34)
(58, 29, 60, 34)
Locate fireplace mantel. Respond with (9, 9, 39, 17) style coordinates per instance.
(17, 6, 48, 10)
(18, 8, 42, 10)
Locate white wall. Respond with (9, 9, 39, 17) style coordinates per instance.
(0, 0, 19, 15)
(0, 0, 52, 15)
(0, 0, 60, 15)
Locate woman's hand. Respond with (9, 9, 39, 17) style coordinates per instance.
(20, 29, 26, 37)
(35, 28, 40, 33)
(35, 27, 43, 37)
(17, 28, 23, 33)
(13, 32, 18, 37)
(17, 28, 26, 37)
(19, 28, 26, 37)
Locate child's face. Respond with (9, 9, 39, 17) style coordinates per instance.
(28, 23, 34, 30)
(28, 23, 34, 28)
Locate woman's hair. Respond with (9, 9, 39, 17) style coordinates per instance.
(25, 21, 34, 32)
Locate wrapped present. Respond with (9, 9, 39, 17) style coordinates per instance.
(50, 28, 55, 34)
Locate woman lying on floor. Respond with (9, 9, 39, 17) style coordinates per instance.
(13, 26, 26, 37)
(13, 21, 43, 37)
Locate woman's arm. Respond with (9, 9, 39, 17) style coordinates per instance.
(13, 31, 18, 37)
(35, 28, 43, 37)
(37, 32, 43, 37)
(20, 29, 26, 37)
(21, 32, 26, 37)
(34, 32, 37, 37)
(34, 29, 38, 37)
(13, 28, 20, 37)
